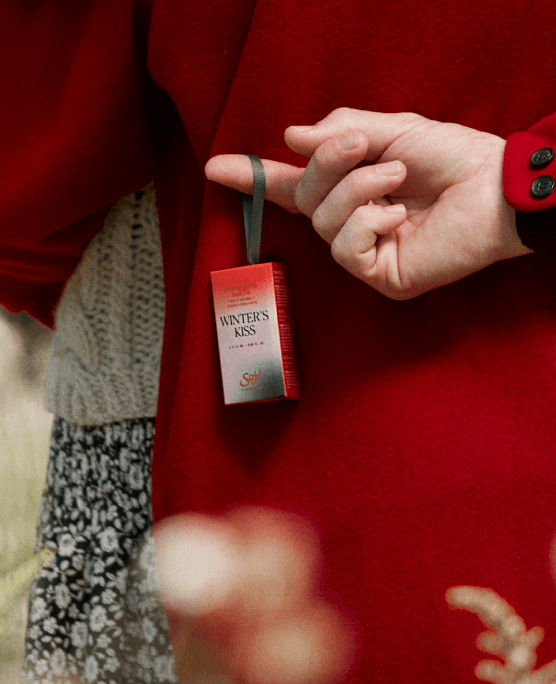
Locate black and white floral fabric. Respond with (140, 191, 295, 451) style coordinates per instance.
(21, 417, 179, 684)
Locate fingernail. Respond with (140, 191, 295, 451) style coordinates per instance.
(290, 126, 313, 132)
(338, 130, 359, 151)
(384, 203, 406, 214)
(376, 161, 402, 176)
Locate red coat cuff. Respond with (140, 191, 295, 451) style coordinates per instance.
(503, 112, 556, 211)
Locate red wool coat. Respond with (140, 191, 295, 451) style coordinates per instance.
(2, 1, 556, 682)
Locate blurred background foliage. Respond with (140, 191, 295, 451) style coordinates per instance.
(0, 307, 53, 682)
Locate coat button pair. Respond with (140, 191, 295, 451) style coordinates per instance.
(530, 148, 554, 198)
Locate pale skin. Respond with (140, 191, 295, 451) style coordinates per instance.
(205, 108, 532, 300)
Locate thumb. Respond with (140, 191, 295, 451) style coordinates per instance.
(205, 155, 305, 214)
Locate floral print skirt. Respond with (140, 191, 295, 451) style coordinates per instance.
(20, 417, 179, 684)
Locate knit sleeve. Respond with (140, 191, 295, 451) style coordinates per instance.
(0, 0, 155, 329)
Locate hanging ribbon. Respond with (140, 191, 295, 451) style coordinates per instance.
(242, 155, 266, 265)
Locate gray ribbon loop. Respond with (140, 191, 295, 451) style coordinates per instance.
(242, 155, 266, 265)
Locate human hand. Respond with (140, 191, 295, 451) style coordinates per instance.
(446, 586, 556, 684)
(205, 108, 532, 300)
(154, 507, 354, 684)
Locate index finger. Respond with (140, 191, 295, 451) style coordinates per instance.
(205, 155, 305, 213)
(285, 107, 424, 161)
(204, 131, 369, 218)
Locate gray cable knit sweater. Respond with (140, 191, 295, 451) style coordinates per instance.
(44, 183, 165, 425)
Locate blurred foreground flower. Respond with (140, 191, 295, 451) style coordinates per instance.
(155, 506, 355, 684)
(446, 586, 556, 684)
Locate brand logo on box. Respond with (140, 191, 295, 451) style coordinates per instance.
(240, 371, 261, 388)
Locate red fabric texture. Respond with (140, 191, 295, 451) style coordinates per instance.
(3, 2, 556, 683)
(0, 0, 154, 327)
(504, 116, 556, 210)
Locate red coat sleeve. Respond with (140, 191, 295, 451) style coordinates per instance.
(503, 111, 556, 211)
(0, 0, 155, 329)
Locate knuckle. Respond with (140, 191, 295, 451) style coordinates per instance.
(311, 206, 329, 237)
(313, 143, 335, 172)
(294, 187, 311, 216)
(344, 168, 368, 196)
(396, 112, 431, 136)
(329, 106, 354, 122)
(357, 277, 411, 300)
(386, 289, 412, 301)
(384, 281, 415, 301)
(313, 141, 345, 173)
(330, 241, 348, 266)
(396, 111, 423, 126)
(351, 204, 373, 223)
